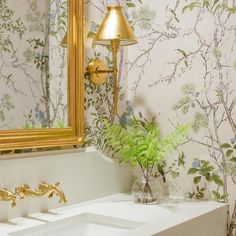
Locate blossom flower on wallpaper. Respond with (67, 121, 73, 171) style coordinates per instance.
(192, 159, 200, 169)
(119, 100, 134, 125)
(230, 137, 236, 144)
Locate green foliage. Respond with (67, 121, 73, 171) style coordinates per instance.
(221, 142, 236, 163)
(182, 2, 199, 13)
(0, 0, 26, 53)
(178, 151, 185, 167)
(22, 123, 35, 129)
(83, 52, 124, 150)
(193, 176, 201, 184)
(222, 4, 236, 14)
(27, 38, 48, 71)
(192, 112, 209, 132)
(212, 47, 222, 59)
(22, 119, 65, 129)
(49, 1, 67, 36)
(87, 21, 99, 40)
(57, 2, 67, 32)
(187, 186, 206, 199)
(53, 120, 65, 128)
(173, 84, 209, 132)
(0, 0, 25, 37)
(22, 123, 42, 129)
(25, 0, 47, 32)
(177, 49, 188, 58)
(187, 158, 227, 201)
(0, 94, 14, 121)
(177, 49, 189, 67)
(87, 31, 96, 39)
(126, 1, 135, 8)
(182, 0, 236, 15)
(163, 151, 187, 179)
(221, 143, 232, 149)
(172, 83, 197, 114)
(221, 142, 236, 162)
(170, 9, 180, 23)
(125, 0, 143, 8)
(103, 115, 189, 170)
(132, 6, 156, 30)
(173, 96, 191, 114)
(181, 83, 196, 94)
(84, 56, 114, 110)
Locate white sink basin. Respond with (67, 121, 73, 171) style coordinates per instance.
(9, 213, 144, 236)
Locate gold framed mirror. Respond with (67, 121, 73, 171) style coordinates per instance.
(0, 0, 84, 150)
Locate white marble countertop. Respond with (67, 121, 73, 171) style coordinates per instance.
(0, 193, 228, 236)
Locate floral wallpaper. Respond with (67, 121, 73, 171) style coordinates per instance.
(0, 0, 67, 129)
(0, 0, 235, 233)
(85, 0, 236, 234)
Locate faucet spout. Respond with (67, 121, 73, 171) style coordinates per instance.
(38, 182, 67, 203)
(15, 182, 67, 204)
(0, 188, 17, 208)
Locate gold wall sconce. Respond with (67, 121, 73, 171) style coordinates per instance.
(87, 5, 137, 115)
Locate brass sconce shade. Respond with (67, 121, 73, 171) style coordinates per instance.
(60, 32, 68, 47)
(93, 6, 137, 46)
(88, 5, 137, 116)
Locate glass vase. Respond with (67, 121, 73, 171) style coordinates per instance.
(132, 174, 160, 204)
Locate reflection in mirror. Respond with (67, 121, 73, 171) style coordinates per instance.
(0, 0, 68, 129)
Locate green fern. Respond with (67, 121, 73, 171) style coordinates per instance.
(103, 115, 189, 171)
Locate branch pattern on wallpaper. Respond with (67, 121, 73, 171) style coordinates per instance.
(0, 0, 68, 129)
(125, 0, 236, 235)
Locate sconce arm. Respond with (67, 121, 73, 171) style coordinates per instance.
(87, 58, 114, 86)
(91, 68, 114, 74)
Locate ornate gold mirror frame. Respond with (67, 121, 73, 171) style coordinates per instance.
(0, 0, 84, 151)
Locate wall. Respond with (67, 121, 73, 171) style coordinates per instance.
(83, 0, 236, 234)
(0, 0, 235, 230)
(125, 0, 236, 229)
(0, 147, 132, 221)
(84, 0, 236, 209)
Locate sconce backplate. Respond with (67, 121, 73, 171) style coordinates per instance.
(87, 58, 109, 85)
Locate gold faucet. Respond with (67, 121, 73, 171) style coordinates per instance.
(15, 182, 67, 203)
(0, 188, 18, 208)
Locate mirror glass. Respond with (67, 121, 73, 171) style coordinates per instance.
(0, 0, 68, 129)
